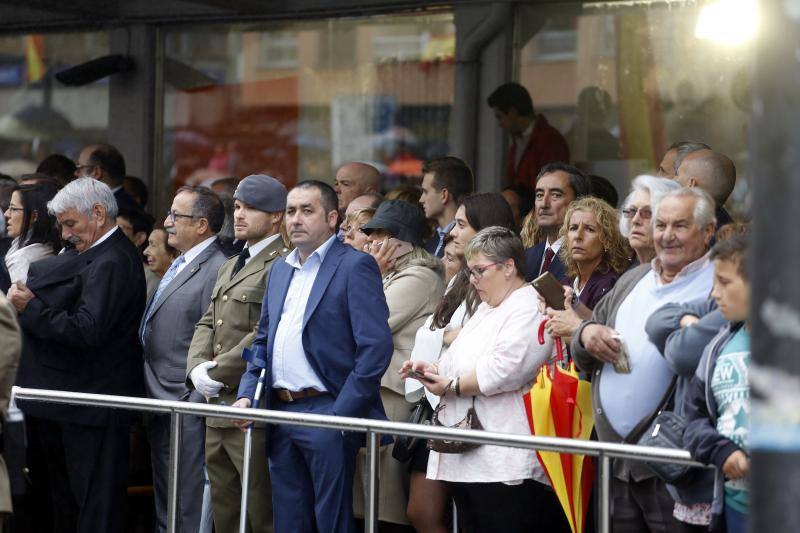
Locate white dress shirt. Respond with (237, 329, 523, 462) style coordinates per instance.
(89, 225, 120, 250)
(242, 233, 281, 267)
(175, 236, 216, 276)
(539, 237, 563, 274)
(513, 121, 535, 170)
(271, 234, 337, 391)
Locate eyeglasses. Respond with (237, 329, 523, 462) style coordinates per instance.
(74, 163, 96, 173)
(6, 205, 23, 213)
(166, 210, 197, 221)
(465, 261, 503, 280)
(622, 206, 652, 220)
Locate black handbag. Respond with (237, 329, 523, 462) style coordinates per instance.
(392, 398, 434, 463)
(638, 410, 695, 484)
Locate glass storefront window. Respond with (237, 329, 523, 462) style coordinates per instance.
(0, 32, 110, 177)
(161, 11, 455, 210)
(517, 2, 753, 215)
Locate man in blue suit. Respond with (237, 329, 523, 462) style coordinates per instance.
(235, 180, 393, 533)
(523, 162, 591, 282)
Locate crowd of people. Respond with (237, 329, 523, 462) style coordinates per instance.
(0, 81, 752, 533)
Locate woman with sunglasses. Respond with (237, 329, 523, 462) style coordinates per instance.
(2, 181, 60, 292)
(619, 175, 681, 266)
(401, 227, 569, 533)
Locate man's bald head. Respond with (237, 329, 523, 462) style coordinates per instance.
(676, 149, 736, 206)
(345, 192, 383, 216)
(334, 162, 382, 210)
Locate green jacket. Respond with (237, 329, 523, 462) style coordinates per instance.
(186, 237, 289, 427)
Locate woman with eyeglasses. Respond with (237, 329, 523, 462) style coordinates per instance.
(400, 226, 569, 533)
(400, 193, 517, 533)
(2, 182, 60, 292)
(619, 175, 681, 266)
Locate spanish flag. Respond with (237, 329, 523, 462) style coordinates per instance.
(25, 35, 46, 84)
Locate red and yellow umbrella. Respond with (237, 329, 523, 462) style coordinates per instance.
(523, 320, 594, 533)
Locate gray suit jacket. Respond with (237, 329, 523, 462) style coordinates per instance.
(140, 238, 228, 401)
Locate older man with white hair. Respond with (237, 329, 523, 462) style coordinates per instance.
(9, 178, 146, 533)
(571, 187, 717, 533)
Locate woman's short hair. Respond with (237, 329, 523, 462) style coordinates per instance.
(464, 226, 526, 275)
(16, 182, 61, 251)
(343, 207, 375, 229)
(619, 175, 681, 237)
(558, 196, 631, 278)
(47, 177, 118, 219)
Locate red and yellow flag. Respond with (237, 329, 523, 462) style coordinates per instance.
(524, 359, 594, 533)
(25, 35, 46, 84)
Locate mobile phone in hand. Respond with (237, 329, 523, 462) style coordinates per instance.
(407, 369, 431, 381)
(532, 272, 566, 310)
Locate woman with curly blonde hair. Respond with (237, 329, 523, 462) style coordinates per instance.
(543, 196, 631, 340)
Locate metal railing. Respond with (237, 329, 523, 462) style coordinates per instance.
(13, 387, 710, 533)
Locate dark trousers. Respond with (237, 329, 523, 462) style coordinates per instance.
(268, 394, 360, 533)
(446, 478, 572, 533)
(145, 411, 206, 533)
(612, 477, 701, 533)
(34, 416, 129, 533)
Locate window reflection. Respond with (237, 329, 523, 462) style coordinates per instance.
(0, 33, 110, 177)
(518, 5, 752, 216)
(162, 13, 455, 213)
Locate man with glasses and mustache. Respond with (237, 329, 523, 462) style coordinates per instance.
(139, 185, 227, 533)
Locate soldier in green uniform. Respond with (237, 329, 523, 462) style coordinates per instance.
(186, 174, 289, 533)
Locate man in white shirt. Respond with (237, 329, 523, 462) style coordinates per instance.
(234, 180, 393, 533)
(139, 185, 228, 533)
(523, 163, 591, 281)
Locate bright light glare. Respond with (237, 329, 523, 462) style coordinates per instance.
(695, 0, 759, 45)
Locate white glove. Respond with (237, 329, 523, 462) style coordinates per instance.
(189, 361, 224, 399)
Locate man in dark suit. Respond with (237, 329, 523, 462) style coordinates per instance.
(234, 180, 393, 533)
(488, 82, 570, 188)
(139, 185, 227, 533)
(524, 163, 591, 282)
(9, 178, 146, 533)
(75, 143, 141, 214)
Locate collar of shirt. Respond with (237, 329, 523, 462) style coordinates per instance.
(180, 235, 217, 267)
(514, 121, 535, 144)
(244, 233, 281, 262)
(89, 225, 120, 250)
(651, 250, 711, 287)
(285, 233, 337, 270)
(437, 220, 456, 239)
(546, 237, 564, 255)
